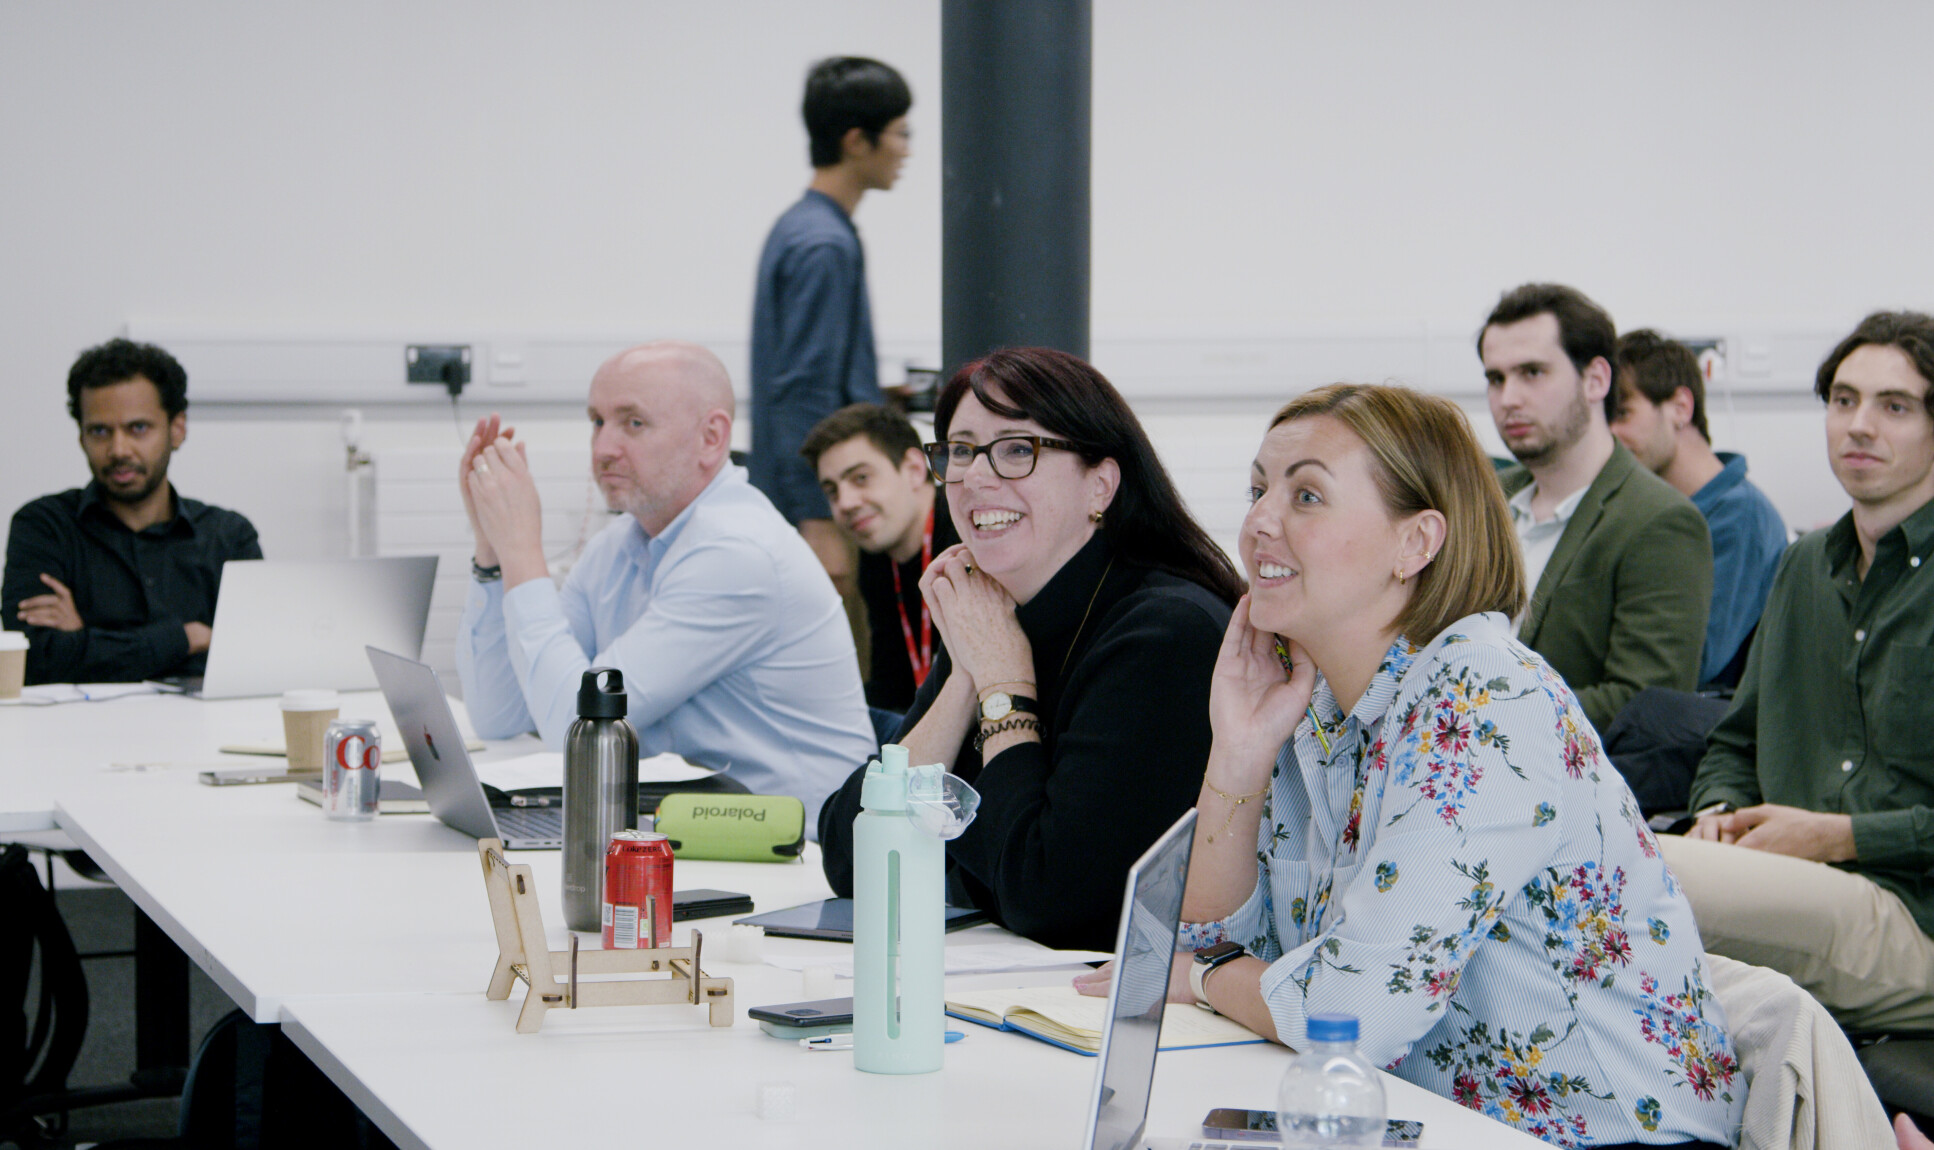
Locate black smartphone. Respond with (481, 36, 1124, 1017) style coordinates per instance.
(671, 888, 754, 921)
(1202, 1109, 1422, 1146)
(747, 997, 855, 1038)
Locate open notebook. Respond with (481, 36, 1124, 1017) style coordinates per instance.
(947, 984, 1263, 1055)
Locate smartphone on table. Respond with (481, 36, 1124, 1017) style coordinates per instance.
(1202, 1109, 1423, 1146)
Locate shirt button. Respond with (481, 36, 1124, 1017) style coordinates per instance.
(1915, 556, 1924, 568)
(1855, 629, 1866, 641)
(1842, 760, 1855, 773)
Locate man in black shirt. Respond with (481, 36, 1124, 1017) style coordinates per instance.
(802, 404, 954, 712)
(4, 338, 260, 684)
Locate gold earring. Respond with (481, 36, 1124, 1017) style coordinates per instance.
(1090, 510, 1104, 524)
(1396, 565, 1407, 585)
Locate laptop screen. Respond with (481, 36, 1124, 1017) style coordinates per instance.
(1084, 807, 1198, 1150)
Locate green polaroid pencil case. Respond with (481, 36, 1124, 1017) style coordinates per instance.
(653, 793, 806, 861)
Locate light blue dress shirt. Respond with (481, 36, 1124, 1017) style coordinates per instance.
(455, 465, 874, 834)
(1182, 613, 1743, 1147)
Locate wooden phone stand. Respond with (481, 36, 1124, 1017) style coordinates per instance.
(477, 838, 735, 1033)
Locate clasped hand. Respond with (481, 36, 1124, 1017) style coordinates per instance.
(1205, 595, 1317, 791)
(918, 544, 1033, 694)
(1687, 802, 1856, 863)
(459, 415, 546, 585)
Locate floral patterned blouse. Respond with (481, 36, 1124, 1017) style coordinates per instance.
(1182, 613, 1743, 1148)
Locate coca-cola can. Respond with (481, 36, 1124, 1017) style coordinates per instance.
(322, 719, 382, 822)
(603, 830, 674, 949)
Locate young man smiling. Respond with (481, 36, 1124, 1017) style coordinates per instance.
(1480, 283, 1712, 732)
(3, 338, 260, 684)
(801, 403, 956, 712)
(1666, 311, 1934, 1032)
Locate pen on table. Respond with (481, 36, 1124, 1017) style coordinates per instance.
(803, 1032, 964, 1051)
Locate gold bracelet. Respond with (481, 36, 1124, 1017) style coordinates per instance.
(1203, 780, 1269, 845)
(977, 681, 1037, 702)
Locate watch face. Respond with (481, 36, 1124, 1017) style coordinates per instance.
(982, 692, 1013, 721)
(1196, 940, 1244, 965)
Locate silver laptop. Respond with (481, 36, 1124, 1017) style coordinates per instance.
(184, 557, 437, 698)
(366, 645, 562, 850)
(1084, 807, 1199, 1150)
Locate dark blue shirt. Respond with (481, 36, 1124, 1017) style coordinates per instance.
(748, 190, 882, 525)
(1691, 451, 1787, 684)
(3, 483, 261, 683)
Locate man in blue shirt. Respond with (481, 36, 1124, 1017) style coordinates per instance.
(1611, 330, 1787, 686)
(749, 56, 911, 600)
(454, 341, 874, 831)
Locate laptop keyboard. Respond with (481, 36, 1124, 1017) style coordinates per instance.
(493, 804, 563, 842)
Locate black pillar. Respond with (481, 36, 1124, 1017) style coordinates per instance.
(941, 0, 1091, 373)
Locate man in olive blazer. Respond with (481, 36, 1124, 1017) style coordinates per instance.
(1481, 283, 1712, 733)
(1498, 443, 1712, 731)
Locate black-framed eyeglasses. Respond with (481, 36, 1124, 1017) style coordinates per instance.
(923, 435, 1082, 484)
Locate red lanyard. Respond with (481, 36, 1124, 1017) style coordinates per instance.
(888, 508, 934, 686)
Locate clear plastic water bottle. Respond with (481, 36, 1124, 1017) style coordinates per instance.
(1277, 1013, 1387, 1148)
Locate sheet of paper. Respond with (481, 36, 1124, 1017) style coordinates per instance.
(471, 751, 716, 792)
(1, 681, 163, 705)
(763, 943, 1113, 978)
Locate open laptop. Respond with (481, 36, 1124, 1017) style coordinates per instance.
(177, 557, 437, 698)
(1084, 807, 1200, 1150)
(366, 645, 563, 849)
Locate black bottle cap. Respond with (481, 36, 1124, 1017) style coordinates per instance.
(577, 667, 627, 719)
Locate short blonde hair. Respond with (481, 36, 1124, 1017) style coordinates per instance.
(1270, 384, 1524, 645)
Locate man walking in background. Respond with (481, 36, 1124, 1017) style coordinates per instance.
(749, 56, 912, 616)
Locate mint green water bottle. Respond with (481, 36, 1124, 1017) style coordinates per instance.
(852, 744, 965, 1074)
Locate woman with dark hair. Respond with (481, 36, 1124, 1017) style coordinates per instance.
(817, 347, 1240, 951)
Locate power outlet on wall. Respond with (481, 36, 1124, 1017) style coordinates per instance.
(406, 344, 471, 397)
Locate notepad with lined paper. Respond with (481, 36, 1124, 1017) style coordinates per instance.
(944, 984, 1265, 1055)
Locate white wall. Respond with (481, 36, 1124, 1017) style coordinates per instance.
(6, 1, 1930, 591)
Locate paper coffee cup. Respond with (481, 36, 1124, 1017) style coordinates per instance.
(280, 688, 341, 773)
(0, 631, 27, 700)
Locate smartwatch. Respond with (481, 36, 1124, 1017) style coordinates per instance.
(978, 692, 1039, 723)
(1189, 940, 1246, 1012)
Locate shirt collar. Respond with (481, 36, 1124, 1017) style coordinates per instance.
(1308, 635, 1420, 743)
(1692, 453, 1750, 510)
(643, 465, 738, 561)
(77, 480, 189, 537)
(1507, 479, 1587, 528)
(1824, 497, 1934, 576)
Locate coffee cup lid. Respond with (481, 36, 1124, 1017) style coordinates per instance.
(280, 689, 341, 711)
(0, 631, 28, 651)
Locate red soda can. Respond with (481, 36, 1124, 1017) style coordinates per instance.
(603, 830, 674, 949)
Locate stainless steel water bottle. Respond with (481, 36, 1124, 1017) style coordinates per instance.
(562, 667, 639, 932)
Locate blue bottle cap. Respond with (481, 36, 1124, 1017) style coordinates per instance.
(1306, 1013, 1358, 1043)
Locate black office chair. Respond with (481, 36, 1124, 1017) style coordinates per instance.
(1, 842, 166, 1146)
(1853, 1031, 1934, 1134)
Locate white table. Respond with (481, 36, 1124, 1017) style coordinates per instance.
(36, 693, 1544, 1150)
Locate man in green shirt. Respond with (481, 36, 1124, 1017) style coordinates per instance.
(1665, 310, 1934, 1032)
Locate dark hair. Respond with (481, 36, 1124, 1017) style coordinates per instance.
(934, 347, 1244, 605)
(1617, 329, 1708, 442)
(1814, 311, 1934, 407)
(800, 403, 924, 469)
(1479, 283, 1620, 423)
(803, 57, 911, 168)
(67, 338, 189, 422)
(1270, 384, 1524, 645)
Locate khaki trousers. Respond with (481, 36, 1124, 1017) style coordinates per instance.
(1659, 835, 1934, 1032)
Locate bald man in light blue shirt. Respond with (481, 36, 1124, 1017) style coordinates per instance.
(455, 341, 872, 832)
